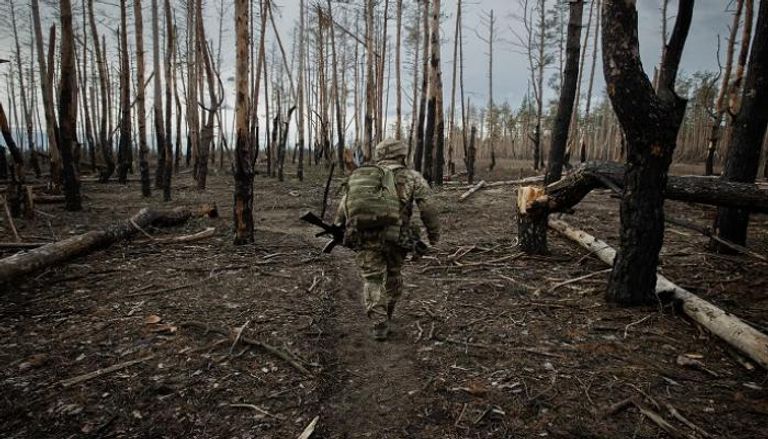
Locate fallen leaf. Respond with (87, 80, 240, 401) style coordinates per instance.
(144, 315, 162, 324)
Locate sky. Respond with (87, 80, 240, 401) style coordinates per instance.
(0, 1, 736, 141)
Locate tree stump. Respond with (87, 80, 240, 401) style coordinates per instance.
(516, 186, 549, 255)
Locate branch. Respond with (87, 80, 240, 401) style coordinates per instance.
(657, 0, 695, 99)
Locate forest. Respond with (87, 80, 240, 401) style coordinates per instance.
(0, 0, 767, 437)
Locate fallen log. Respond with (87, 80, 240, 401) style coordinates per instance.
(516, 161, 768, 254)
(523, 161, 768, 215)
(549, 218, 768, 370)
(0, 205, 217, 284)
(458, 180, 486, 202)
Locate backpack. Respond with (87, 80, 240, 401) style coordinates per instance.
(343, 164, 402, 233)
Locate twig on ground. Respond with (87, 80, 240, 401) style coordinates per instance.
(665, 403, 714, 438)
(603, 397, 635, 416)
(181, 321, 313, 376)
(549, 268, 612, 293)
(228, 403, 284, 420)
(633, 402, 689, 439)
(56, 355, 155, 387)
(624, 314, 653, 339)
(1, 195, 21, 242)
(229, 319, 251, 355)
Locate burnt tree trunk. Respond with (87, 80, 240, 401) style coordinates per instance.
(413, 0, 429, 171)
(465, 125, 476, 184)
(601, 0, 693, 306)
(134, 0, 152, 197)
(58, 0, 82, 210)
(117, 1, 133, 184)
(163, 0, 174, 201)
(233, 0, 254, 245)
(545, 0, 584, 185)
(0, 102, 28, 217)
(714, 0, 768, 249)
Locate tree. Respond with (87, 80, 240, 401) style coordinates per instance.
(233, 0, 254, 245)
(545, 0, 584, 184)
(9, 1, 40, 178)
(152, 0, 167, 190)
(163, 0, 174, 200)
(714, 0, 768, 248)
(134, 0, 152, 196)
(87, 0, 115, 182)
(58, 0, 82, 210)
(117, 0, 132, 183)
(601, 0, 694, 305)
(424, 0, 445, 185)
(31, 0, 62, 189)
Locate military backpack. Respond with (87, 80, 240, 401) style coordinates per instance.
(342, 164, 402, 235)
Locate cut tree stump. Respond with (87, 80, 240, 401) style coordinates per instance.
(0, 205, 217, 284)
(549, 218, 768, 370)
(517, 186, 549, 254)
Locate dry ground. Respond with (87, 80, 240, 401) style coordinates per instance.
(0, 160, 767, 438)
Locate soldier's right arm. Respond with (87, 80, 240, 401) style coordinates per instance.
(411, 172, 440, 245)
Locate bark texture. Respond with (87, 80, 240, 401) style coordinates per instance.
(601, 0, 693, 305)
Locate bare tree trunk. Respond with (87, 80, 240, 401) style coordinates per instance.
(326, 1, 345, 171)
(714, 0, 768, 249)
(86, 0, 115, 182)
(187, 0, 200, 179)
(705, 0, 743, 175)
(602, 0, 694, 305)
(447, 0, 461, 176)
(134, 0, 152, 196)
(395, 0, 403, 140)
(58, 0, 82, 210)
(486, 10, 496, 172)
(429, 0, 445, 186)
(162, 0, 174, 200)
(10, 1, 40, 178)
(544, 0, 584, 184)
(0, 102, 29, 217)
(31, 0, 62, 188)
(151, 0, 166, 190)
(414, 0, 430, 171)
(117, 0, 133, 184)
(234, 0, 254, 244)
(297, 0, 306, 181)
(364, 0, 376, 159)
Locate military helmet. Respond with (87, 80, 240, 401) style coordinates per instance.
(375, 138, 407, 161)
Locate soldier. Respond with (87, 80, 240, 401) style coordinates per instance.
(335, 138, 440, 340)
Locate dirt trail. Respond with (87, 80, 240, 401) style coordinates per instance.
(316, 254, 428, 438)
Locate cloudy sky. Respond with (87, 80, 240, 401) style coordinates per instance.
(0, 1, 736, 138)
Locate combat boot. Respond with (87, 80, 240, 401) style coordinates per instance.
(386, 301, 397, 320)
(371, 321, 390, 341)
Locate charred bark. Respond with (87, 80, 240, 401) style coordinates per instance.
(545, 0, 584, 185)
(233, 0, 254, 245)
(600, 0, 693, 305)
(714, 0, 768, 249)
(58, 0, 82, 211)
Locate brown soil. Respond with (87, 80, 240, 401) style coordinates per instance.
(1, 162, 767, 438)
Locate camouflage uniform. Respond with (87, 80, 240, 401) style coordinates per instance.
(336, 139, 440, 335)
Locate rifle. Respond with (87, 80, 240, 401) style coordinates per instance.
(300, 211, 345, 253)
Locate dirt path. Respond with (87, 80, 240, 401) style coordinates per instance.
(316, 254, 429, 438)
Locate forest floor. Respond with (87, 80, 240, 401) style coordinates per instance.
(1, 160, 767, 439)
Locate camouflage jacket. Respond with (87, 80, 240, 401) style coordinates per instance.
(335, 160, 440, 248)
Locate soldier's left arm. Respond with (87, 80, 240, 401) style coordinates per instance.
(411, 173, 441, 244)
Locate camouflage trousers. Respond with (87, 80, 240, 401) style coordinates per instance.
(354, 244, 406, 323)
